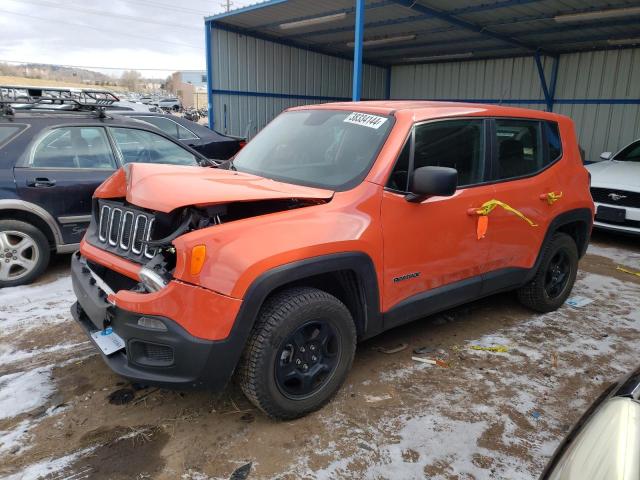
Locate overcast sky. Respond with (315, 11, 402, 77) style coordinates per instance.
(0, 0, 257, 77)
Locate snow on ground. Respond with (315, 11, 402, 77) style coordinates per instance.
(0, 276, 74, 334)
(0, 242, 639, 479)
(0, 342, 88, 366)
(286, 267, 640, 479)
(0, 366, 55, 420)
(587, 242, 640, 270)
(4, 447, 96, 480)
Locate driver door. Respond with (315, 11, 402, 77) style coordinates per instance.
(381, 118, 495, 327)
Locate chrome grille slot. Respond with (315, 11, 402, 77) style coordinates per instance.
(95, 200, 156, 262)
(119, 211, 134, 250)
(98, 205, 110, 242)
(132, 215, 147, 254)
(144, 218, 156, 259)
(108, 208, 122, 246)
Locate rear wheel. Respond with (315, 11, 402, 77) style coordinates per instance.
(238, 287, 356, 420)
(0, 220, 50, 288)
(517, 233, 578, 312)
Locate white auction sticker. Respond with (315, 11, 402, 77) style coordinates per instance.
(343, 112, 388, 129)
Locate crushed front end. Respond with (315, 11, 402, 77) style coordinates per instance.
(71, 196, 243, 389)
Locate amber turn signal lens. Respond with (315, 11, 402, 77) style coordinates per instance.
(190, 245, 206, 275)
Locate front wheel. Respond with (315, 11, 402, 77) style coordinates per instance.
(0, 220, 50, 288)
(517, 233, 578, 313)
(238, 287, 356, 420)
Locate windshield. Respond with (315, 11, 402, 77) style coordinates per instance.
(614, 140, 640, 162)
(232, 109, 394, 190)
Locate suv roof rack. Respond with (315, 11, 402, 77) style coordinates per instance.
(0, 85, 120, 117)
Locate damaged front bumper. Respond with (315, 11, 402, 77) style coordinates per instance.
(70, 251, 244, 390)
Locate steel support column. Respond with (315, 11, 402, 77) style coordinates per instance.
(205, 21, 214, 129)
(352, 0, 365, 101)
(534, 50, 554, 112)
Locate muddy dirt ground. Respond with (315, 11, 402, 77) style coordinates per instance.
(1, 231, 639, 480)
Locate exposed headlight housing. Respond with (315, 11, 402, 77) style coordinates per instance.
(139, 267, 168, 293)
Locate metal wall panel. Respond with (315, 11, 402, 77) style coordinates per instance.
(210, 27, 387, 137)
(389, 49, 640, 161)
(554, 48, 640, 161)
(390, 56, 551, 101)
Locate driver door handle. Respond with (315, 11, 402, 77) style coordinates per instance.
(27, 177, 56, 188)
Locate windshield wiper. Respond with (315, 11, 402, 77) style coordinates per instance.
(218, 158, 237, 171)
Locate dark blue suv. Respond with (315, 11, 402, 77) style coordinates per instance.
(0, 102, 210, 287)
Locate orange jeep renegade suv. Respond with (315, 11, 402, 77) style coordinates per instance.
(71, 102, 594, 419)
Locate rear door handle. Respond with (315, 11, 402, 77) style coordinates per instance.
(27, 177, 56, 188)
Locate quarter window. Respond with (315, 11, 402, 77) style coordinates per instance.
(0, 125, 23, 145)
(544, 121, 562, 161)
(30, 127, 116, 169)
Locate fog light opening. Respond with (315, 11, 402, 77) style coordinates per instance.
(137, 317, 167, 331)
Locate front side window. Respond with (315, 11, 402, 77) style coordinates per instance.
(614, 140, 640, 162)
(110, 127, 199, 166)
(232, 110, 394, 190)
(387, 119, 485, 191)
(495, 119, 543, 180)
(30, 127, 116, 169)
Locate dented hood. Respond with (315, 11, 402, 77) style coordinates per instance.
(94, 164, 334, 212)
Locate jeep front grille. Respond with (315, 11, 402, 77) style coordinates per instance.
(96, 201, 156, 260)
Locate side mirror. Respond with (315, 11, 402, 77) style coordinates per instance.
(405, 166, 458, 203)
(600, 151, 613, 160)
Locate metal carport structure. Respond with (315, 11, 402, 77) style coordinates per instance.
(204, 0, 640, 160)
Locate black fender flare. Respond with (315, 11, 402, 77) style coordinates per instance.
(206, 252, 382, 385)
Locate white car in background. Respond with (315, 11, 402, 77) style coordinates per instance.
(587, 139, 640, 235)
(158, 97, 181, 111)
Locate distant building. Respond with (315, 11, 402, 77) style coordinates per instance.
(170, 70, 207, 108)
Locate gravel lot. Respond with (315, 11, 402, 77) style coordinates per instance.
(1, 231, 639, 480)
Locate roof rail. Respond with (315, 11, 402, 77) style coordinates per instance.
(0, 85, 120, 116)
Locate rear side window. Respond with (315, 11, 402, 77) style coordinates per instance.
(0, 125, 24, 146)
(132, 116, 179, 138)
(30, 127, 117, 169)
(495, 119, 543, 180)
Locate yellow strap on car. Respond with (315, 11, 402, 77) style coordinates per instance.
(474, 199, 537, 239)
(544, 191, 563, 205)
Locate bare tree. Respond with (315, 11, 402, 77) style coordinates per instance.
(120, 70, 141, 91)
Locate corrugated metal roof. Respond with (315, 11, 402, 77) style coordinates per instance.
(206, 0, 640, 65)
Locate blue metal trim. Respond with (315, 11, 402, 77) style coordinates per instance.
(290, 0, 543, 40)
(389, 0, 540, 52)
(555, 99, 640, 105)
(211, 20, 388, 67)
(211, 89, 640, 106)
(205, 0, 288, 22)
(352, 0, 365, 101)
(397, 98, 640, 105)
(205, 21, 214, 129)
(385, 67, 391, 100)
(548, 56, 559, 112)
(534, 51, 552, 111)
(211, 88, 353, 102)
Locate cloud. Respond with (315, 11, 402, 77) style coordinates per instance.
(0, 0, 257, 75)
